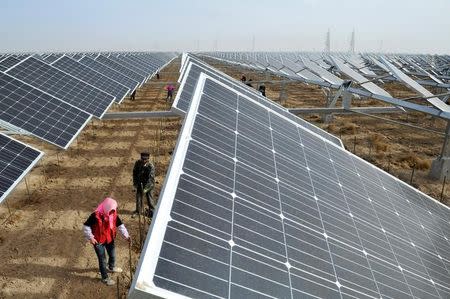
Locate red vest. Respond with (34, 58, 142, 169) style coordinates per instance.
(92, 212, 117, 244)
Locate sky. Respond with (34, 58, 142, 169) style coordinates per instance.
(0, 0, 449, 54)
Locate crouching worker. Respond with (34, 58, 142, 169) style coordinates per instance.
(83, 197, 131, 286)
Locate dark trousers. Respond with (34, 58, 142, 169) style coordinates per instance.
(166, 90, 173, 101)
(135, 187, 154, 215)
(93, 241, 115, 279)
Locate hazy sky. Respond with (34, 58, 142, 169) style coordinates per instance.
(1, 0, 449, 54)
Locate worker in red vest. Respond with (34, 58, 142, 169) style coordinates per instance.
(83, 197, 131, 286)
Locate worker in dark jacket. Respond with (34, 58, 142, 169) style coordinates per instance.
(132, 151, 155, 218)
(83, 197, 131, 286)
(258, 84, 266, 96)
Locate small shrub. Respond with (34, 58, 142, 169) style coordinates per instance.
(368, 133, 389, 152)
(339, 123, 358, 135)
(397, 153, 431, 170)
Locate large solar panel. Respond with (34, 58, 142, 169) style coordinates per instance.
(131, 73, 450, 299)
(5, 56, 115, 118)
(0, 133, 43, 204)
(95, 55, 146, 85)
(174, 57, 343, 148)
(78, 56, 139, 92)
(0, 72, 91, 148)
(51, 56, 130, 104)
(0, 56, 22, 72)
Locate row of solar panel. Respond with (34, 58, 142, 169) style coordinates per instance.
(0, 52, 178, 204)
(173, 54, 344, 148)
(202, 52, 450, 115)
(130, 55, 450, 299)
(0, 52, 177, 148)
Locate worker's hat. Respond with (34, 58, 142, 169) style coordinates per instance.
(140, 151, 150, 158)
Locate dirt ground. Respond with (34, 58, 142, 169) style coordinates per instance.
(0, 56, 448, 298)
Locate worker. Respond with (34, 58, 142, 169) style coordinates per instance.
(132, 151, 155, 218)
(83, 197, 131, 286)
(165, 84, 175, 101)
(258, 84, 266, 96)
(130, 90, 136, 101)
(241, 75, 247, 82)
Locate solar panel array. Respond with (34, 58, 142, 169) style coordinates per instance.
(106, 55, 149, 80)
(0, 73, 91, 148)
(0, 133, 43, 204)
(130, 72, 450, 299)
(51, 56, 130, 104)
(5, 56, 116, 118)
(0, 51, 177, 202)
(95, 55, 146, 85)
(329, 56, 392, 97)
(174, 55, 343, 148)
(78, 56, 140, 92)
(202, 52, 450, 119)
(0, 56, 22, 72)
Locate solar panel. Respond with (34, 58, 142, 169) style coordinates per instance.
(78, 56, 139, 92)
(95, 55, 146, 85)
(106, 55, 150, 79)
(345, 56, 377, 76)
(42, 53, 63, 64)
(329, 56, 392, 97)
(174, 57, 343, 147)
(301, 57, 343, 86)
(381, 57, 450, 113)
(116, 54, 156, 75)
(5, 56, 116, 118)
(0, 133, 43, 204)
(51, 56, 130, 104)
(281, 58, 325, 82)
(130, 73, 450, 299)
(0, 56, 22, 72)
(0, 72, 91, 148)
(71, 53, 84, 61)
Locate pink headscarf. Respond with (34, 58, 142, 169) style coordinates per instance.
(95, 197, 118, 229)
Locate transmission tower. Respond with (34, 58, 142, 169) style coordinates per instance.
(325, 29, 331, 53)
(350, 29, 355, 54)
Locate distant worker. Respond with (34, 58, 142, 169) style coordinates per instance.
(83, 196, 131, 286)
(165, 84, 175, 101)
(132, 151, 155, 218)
(241, 75, 247, 83)
(246, 78, 253, 88)
(258, 84, 266, 97)
(130, 90, 136, 101)
(156, 72, 160, 80)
